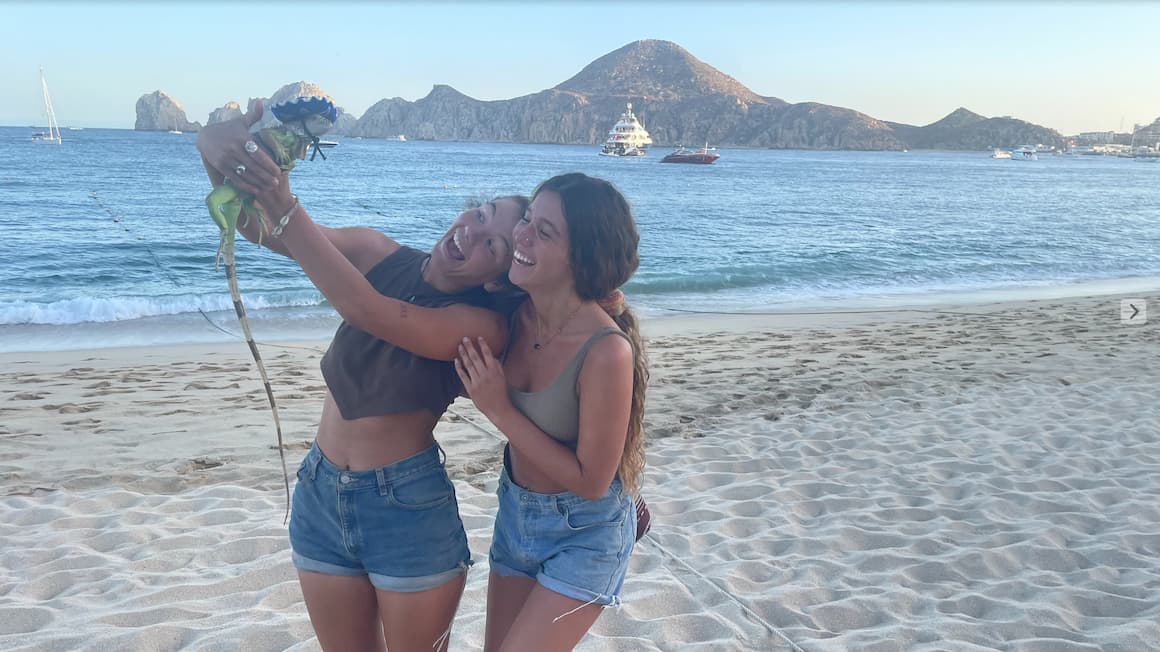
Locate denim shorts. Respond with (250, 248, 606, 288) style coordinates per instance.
(489, 450, 636, 606)
(289, 442, 472, 592)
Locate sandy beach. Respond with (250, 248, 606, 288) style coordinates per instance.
(1, 291, 1157, 651)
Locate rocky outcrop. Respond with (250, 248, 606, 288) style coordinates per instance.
(204, 81, 357, 134)
(134, 91, 200, 132)
(887, 108, 1065, 150)
(206, 101, 243, 125)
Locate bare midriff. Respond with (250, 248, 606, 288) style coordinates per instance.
(507, 446, 571, 495)
(313, 391, 442, 471)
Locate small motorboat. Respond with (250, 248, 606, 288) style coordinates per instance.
(661, 143, 720, 164)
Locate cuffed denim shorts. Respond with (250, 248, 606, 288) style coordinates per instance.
(489, 449, 636, 606)
(289, 442, 472, 592)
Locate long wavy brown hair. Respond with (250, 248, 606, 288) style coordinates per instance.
(533, 173, 648, 495)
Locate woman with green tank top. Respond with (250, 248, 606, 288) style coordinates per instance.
(456, 173, 648, 651)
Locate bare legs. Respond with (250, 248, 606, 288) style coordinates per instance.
(379, 574, 467, 652)
(484, 573, 603, 652)
(299, 571, 466, 652)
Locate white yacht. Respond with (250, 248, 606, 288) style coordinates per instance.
(600, 102, 652, 157)
(1011, 146, 1038, 161)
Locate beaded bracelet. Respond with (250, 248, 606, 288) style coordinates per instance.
(271, 194, 299, 237)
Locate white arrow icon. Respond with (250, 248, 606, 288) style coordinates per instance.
(1121, 299, 1148, 325)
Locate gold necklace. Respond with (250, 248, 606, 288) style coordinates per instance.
(533, 301, 584, 351)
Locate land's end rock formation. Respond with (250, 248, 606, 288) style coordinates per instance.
(147, 41, 1065, 150)
(134, 91, 200, 132)
(205, 82, 357, 133)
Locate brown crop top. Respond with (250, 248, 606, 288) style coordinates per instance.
(320, 245, 492, 420)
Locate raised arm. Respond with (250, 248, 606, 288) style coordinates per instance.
(197, 103, 399, 274)
(253, 185, 507, 361)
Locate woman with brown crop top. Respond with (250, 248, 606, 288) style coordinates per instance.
(456, 173, 648, 651)
(198, 104, 526, 652)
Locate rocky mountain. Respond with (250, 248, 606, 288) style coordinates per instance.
(887, 108, 1065, 150)
(351, 40, 905, 149)
(555, 38, 767, 104)
(134, 91, 200, 132)
(146, 40, 1065, 150)
(348, 39, 1063, 151)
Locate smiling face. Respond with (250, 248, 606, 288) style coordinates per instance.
(513, 174, 640, 302)
(428, 197, 524, 289)
(509, 190, 575, 294)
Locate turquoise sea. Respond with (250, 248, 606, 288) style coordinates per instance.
(1, 126, 1158, 352)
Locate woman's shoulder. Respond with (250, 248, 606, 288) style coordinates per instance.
(364, 243, 421, 276)
(320, 225, 402, 275)
(579, 324, 632, 367)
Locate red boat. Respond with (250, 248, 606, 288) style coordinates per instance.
(661, 143, 720, 164)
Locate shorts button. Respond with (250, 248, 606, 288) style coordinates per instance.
(340, 474, 351, 484)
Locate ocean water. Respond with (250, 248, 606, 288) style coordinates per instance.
(1, 126, 1158, 352)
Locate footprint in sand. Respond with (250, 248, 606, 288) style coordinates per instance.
(184, 382, 240, 390)
(181, 457, 225, 472)
(269, 440, 312, 451)
(62, 417, 101, 427)
(11, 392, 48, 401)
(43, 403, 97, 414)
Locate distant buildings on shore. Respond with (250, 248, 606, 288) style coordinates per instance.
(1066, 122, 1159, 156)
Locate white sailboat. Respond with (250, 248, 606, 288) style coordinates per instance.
(32, 66, 62, 144)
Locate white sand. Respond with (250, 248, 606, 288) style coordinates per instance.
(1, 292, 1157, 651)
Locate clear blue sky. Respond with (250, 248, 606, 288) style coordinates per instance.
(3, 1, 1158, 135)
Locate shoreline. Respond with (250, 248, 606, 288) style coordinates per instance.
(2, 289, 1157, 649)
(3, 276, 1157, 354)
(0, 127, 1134, 154)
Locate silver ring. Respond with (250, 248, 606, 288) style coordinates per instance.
(244, 140, 259, 154)
(234, 164, 247, 176)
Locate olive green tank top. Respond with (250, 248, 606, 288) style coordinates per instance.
(507, 326, 629, 449)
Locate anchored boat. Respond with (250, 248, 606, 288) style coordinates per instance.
(599, 102, 652, 157)
(31, 66, 61, 144)
(661, 143, 720, 164)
